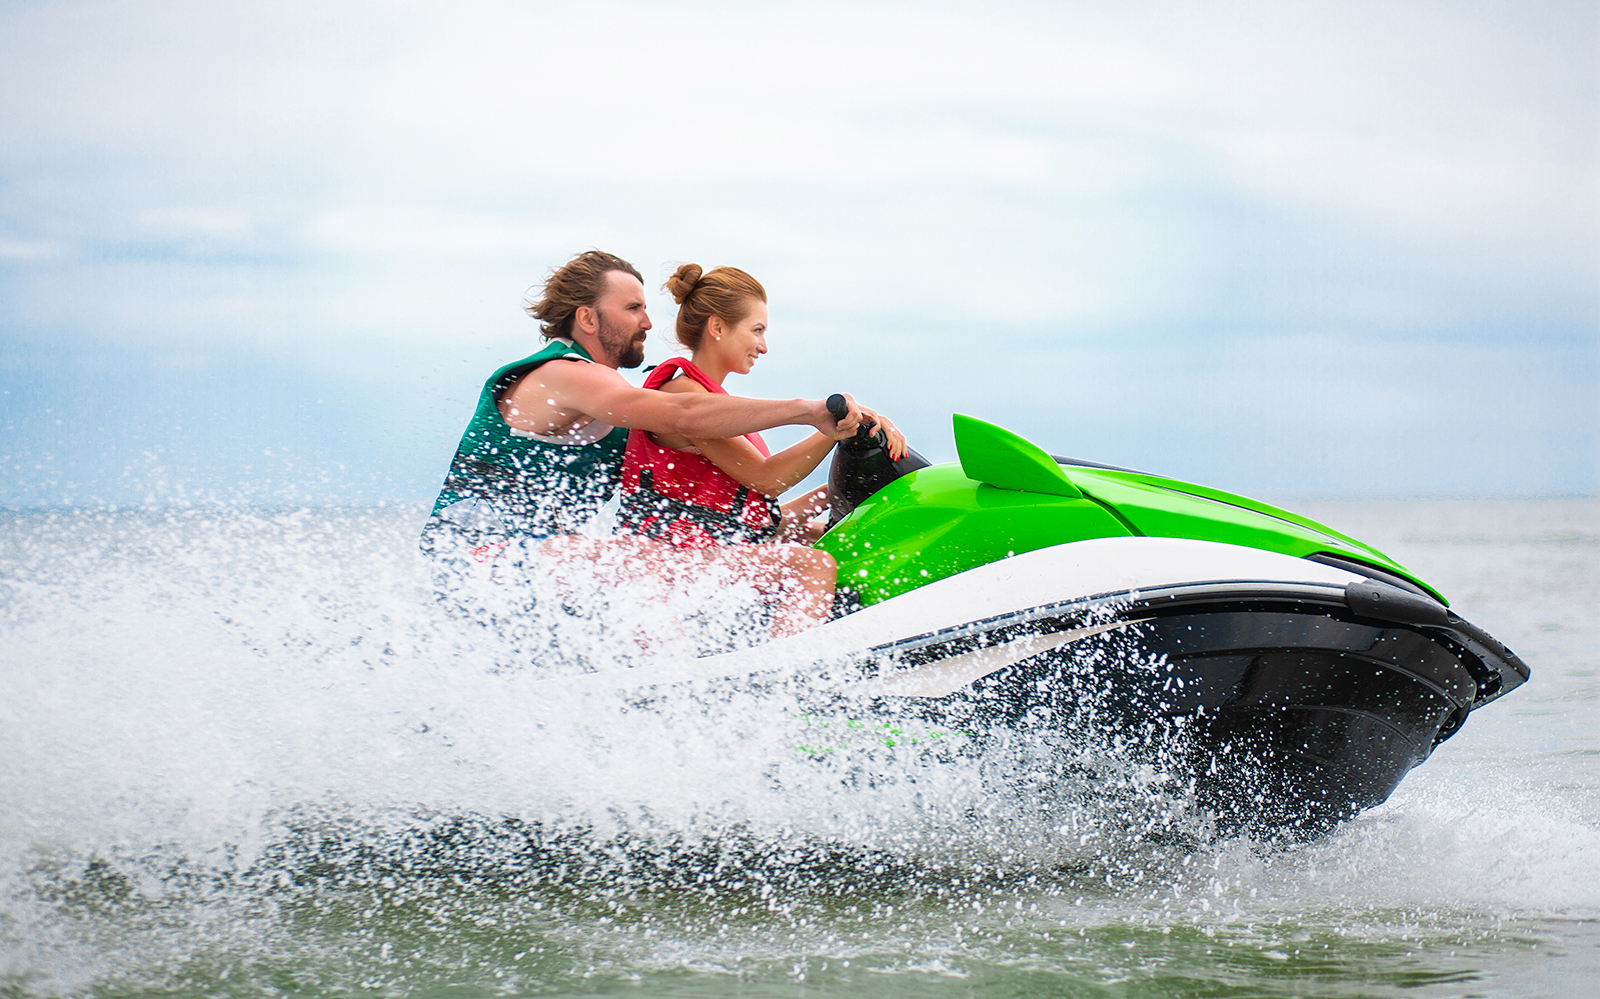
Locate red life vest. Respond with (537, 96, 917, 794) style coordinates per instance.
(616, 359, 783, 549)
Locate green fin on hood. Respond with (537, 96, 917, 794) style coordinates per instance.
(953, 414, 1083, 498)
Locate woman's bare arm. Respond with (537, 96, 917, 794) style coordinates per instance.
(653, 375, 838, 497)
(693, 431, 838, 497)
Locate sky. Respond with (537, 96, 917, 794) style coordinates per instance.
(1, 0, 1596, 507)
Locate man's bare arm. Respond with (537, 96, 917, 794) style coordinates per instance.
(500, 359, 862, 439)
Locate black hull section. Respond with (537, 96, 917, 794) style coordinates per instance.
(875, 581, 1528, 836)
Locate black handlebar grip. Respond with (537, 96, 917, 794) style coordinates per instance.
(825, 393, 849, 421)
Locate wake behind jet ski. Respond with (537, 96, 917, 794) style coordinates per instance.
(574, 406, 1529, 835)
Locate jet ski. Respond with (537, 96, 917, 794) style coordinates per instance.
(567, 406, 1529, 835)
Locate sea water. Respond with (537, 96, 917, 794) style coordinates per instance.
(1, 498, 1595, 998)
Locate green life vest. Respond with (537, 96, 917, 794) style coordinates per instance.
(422, 338, 629, 552)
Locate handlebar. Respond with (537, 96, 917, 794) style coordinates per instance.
(823, 394, 931, 528)
(825, 393, 881, 446)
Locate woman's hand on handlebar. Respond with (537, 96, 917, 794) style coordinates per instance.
(858, 407, 906, 461)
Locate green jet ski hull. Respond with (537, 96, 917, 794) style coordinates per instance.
(817, 414, 1440, 608)
(798, 415, 1529, 835)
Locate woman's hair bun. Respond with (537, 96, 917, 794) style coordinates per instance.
(664, 263, 703, 305)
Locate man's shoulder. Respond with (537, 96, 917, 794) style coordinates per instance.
(512, 337, 593, 368)
(523, 353, 622, 386)
(501, 348, 626, 411)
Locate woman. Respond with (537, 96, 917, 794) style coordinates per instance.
(616, 263, 905, 635)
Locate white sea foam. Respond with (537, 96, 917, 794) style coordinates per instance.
(1, 500, 1596, 997)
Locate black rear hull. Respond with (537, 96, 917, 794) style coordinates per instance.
(871, 580, 1528, 836)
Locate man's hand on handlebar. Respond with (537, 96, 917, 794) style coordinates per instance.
(858, 407, 907, 462)
(821, 394, 907, 461)
(817, 393, 863, 439)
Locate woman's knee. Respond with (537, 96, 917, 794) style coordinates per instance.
(782, 547, 836, 586)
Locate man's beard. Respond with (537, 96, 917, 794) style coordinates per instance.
(596, 314, 646, 368)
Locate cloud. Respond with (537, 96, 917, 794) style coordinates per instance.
(135, 208, 255, 240)
(0, 0, 1594, 499)
(306, 209, 563, 258)
(0, 240, 59, 261)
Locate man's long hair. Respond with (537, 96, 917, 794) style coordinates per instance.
(526, 250, 644, 340)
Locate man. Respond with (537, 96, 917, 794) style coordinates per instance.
(421, 251, 872, 632)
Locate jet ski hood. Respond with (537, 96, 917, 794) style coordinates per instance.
(816, 414, 1442, 607)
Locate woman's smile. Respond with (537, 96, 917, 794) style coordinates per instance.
(707, 299, 770, 379)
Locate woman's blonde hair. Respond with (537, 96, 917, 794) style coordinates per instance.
(664, 264, 766, 351)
